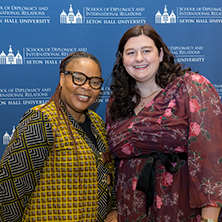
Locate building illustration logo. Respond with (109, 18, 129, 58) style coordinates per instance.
(60, 4, 82, 24)
(3, 126, 15, 145)
(0, 45, 23, 65)
(155, 5, 176, 23)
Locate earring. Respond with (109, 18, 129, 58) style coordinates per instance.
(159, 58, 162, 62)
(59, 86, 62, 91)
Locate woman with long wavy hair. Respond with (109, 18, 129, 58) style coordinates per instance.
(106, 24, 222, 222)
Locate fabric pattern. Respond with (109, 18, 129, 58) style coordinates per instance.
(106, 72, 222, 222)
(0, 101, 115, 222)
(0, 109, 52, 222)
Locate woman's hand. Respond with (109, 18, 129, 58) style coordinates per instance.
(105, 210, 118, 222)
(201, 206, 220, 221)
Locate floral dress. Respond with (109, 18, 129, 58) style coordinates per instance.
(106, 72, 222, 222)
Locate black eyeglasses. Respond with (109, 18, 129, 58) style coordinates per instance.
(64, 71, 104, 90)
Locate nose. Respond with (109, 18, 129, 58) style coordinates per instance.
(81, 79, 91, 90)
(135, 52, 144, 62)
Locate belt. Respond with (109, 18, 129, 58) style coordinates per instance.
(117, 152, 187, 215)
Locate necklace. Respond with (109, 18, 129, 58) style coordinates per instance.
(141, 89, 161, 107)
(74, 113, 85, 123)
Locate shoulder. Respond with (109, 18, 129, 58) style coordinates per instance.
(166, 71, 212, 92)
(173, 71, 211, 86)
(19, 104, 46, 124)
(20, 108, 38, 123)
(18, 102, 53, 135)
(162, 72, 213, 102)
(31, 103, 47, 112)
(2, 104, 53, 162)
(26, 101, 57, 121)
(168, 71, 220, 105)
(31, 101, 55, 113)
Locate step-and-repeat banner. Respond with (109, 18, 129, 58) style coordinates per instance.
(1, 0, 222, 157)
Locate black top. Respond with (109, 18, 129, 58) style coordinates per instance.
(79, 114, 97, 147)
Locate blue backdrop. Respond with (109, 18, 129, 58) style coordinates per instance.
(1, 0, 222, 157)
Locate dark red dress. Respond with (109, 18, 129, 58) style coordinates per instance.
(106, 72, 222, 222)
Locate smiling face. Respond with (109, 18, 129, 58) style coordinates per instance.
(123, 34, 163, 85)
(60, 58, 101, 118)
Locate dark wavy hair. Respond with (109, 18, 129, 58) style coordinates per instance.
(109, 24, 191, 121)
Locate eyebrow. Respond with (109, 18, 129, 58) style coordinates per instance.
(124, 46, 153, 51)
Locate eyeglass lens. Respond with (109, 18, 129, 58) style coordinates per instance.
(73, 72, 102, 89)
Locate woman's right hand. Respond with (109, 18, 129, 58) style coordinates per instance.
(105, 210, 118, 222)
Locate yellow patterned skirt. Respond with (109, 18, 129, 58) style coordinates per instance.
(22, 148, 98, 222)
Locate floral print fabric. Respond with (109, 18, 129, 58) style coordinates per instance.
(106, 72, 222, 222)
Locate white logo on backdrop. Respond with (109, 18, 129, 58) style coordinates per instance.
(3, 126, 15, 145)
(0, 45, 23, 65)
(60, 4, 82, 24)
(155, 5, 176, 24)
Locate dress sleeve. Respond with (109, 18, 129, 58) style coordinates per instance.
(0, 109, 53, 221)
(184, 73, 222, 208)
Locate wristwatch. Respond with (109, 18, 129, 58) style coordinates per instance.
(201, 217, 218, 222)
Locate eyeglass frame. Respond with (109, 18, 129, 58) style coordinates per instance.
(63, 71, 104, 90)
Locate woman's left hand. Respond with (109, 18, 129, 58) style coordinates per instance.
(105, 210, 118, 222)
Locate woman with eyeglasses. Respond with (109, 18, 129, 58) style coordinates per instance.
(0, 51, 117, 222)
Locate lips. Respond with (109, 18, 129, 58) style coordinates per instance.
(134, 65, 148, 69)
(77, 94, 90, 100)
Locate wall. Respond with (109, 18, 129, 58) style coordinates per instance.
(1, 0, 222, 157)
